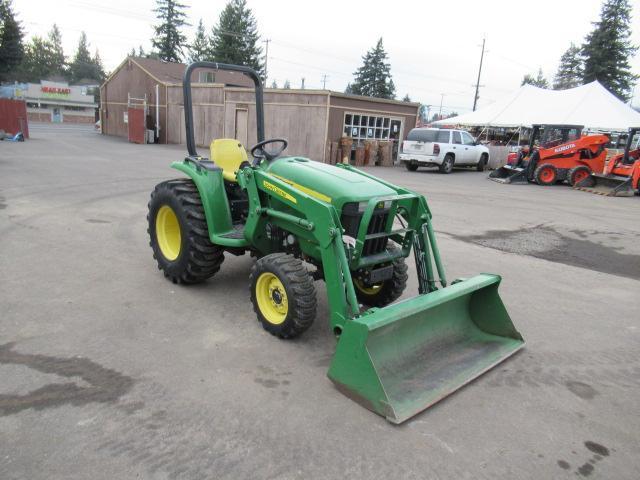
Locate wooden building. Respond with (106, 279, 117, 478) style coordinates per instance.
(100, 57, 419, 163)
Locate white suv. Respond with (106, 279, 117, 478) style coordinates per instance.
(399, 128, 489, 173)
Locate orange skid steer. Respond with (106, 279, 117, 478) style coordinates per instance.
(575, 127, 640, 197)
(489, 125, 608, 186)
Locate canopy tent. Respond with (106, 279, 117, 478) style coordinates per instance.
(434, 81, 640, 131)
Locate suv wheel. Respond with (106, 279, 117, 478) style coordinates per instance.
(439, 154, 454, 174)
(476, 153, 488, 172)
(405, 161, 418, 172)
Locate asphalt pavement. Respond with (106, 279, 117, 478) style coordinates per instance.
(1, 124, 639, 479)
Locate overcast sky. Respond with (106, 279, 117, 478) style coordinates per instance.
(13, 0, 640, 112)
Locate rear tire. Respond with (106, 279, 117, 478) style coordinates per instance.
(405, 162, 419, 172)
(439, 154, 454, 174)
(476, 153, 488, 172)
(250, 253, 317, 339)
(534, 163, 558, 186)
(148, 179, 224, 284)
(568, 165, 591, 186)
(354, 245, 408, 307)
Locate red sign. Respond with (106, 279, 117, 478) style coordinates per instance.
(41, 86, 71, 95)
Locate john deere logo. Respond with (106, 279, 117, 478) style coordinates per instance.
(263, 181, 297, 204)
(377, 202, 384, 209)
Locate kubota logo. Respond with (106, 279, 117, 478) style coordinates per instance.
(554, 143, 575, 153)
(263, 181, 297, 204)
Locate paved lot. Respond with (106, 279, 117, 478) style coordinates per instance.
(1, 125, 639, 480)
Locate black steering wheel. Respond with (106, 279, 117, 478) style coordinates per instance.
(251, 138, 288, 163)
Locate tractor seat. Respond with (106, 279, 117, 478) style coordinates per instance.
(210, 139, 248, 182)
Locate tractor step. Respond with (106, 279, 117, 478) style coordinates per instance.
(219, 224, 246, 239)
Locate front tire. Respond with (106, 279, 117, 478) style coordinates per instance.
(250, 253, 317, 339)
(534, 163, 558, 186)
(439, 154, 454, 174)
(354, 245, 408, 307)
(476, 153, 488, 172)
(568, 165, 591, 186)
(148, 179, 224, 284)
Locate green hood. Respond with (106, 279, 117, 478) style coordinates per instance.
(265, 157, 397, 211)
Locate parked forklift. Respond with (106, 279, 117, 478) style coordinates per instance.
(489, 124, 608, 186)
(574, 127, 640, 196)
(147, 62, 524, 424)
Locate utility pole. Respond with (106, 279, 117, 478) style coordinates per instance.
(472, 38, 485, 111)
(321, 74, 329, 90)
(438, 94, 445, 119)
(263, 38, 271, 81)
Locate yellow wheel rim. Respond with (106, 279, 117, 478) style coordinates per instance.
(354, 279, 383, 295)
(255, 272, 288, 325)
(156, 205, 181, 261)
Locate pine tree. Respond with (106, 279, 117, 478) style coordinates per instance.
(68, 32, 102, 83)
(283, 79, 290, 89)
(270, 79, 278, 88)
(189, 19, 209, 62)
(344, 83, 353, 94)
(582, 0, 638, 101)
(19, 36, 59, 82)
(48, 24, 65, 77)
(210, 0, 263, 76)
(152, 0, 189, 63)
(350, 38, 396, 99)
(521, 68, 549, 88)
(553, 43, 584, 90)
(402, 94, 411, 102)
(129, 47, 136, 57)
(0, 0, 24, 82)
(93, 49, 106, 81)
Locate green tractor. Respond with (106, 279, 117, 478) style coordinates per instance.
(147, 62, 524, 424)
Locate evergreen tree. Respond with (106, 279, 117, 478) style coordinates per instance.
(582, 0, 638, 101)
(283, 79, 290, 89)
(68, 32, 102, 83)
(152, 0, 189, 62)
(210, 0, 263, 76)
(521, 68, 549, 88)
(189, 19, 209, 62)
(92, 49, 105, 81)
(270, 79, 278, 88)
(19, 36, 59, 82)
(553, 43, 584, 90)
(48, 23, 65, 77)
(0, 0, 24, 82)
(402, 93, 411, 102)
(344, 83, 353, 94)
(129, 47, 136, 57)
(350, 38, 396, 99)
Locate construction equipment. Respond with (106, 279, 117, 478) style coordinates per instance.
(575, 127, 640, 196)
(489, 125, 608, 186)
(147, 62, 524, 424)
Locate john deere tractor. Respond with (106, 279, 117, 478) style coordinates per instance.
(147, 62, 524, 424)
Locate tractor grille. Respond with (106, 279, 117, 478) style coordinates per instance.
(341, 203, 389, 257)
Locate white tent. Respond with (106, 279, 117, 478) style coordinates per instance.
(434, 81, 640, 131)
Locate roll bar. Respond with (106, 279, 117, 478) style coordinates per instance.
(182, 62, 265, 157)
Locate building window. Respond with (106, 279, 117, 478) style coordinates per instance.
(343, 112, 392, 143)
(198, 71, 215, 83)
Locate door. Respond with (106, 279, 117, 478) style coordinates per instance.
(451, 131, 464, 163)
(52, 108, 63, 123)
(235, 109, 248, 147)
(389, 120, 402, 160)
(127, 107, 146, 144)
(461, 131, 478, 164)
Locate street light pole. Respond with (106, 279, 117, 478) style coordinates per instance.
(438, 93, 445, 119)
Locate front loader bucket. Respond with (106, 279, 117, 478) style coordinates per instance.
(328, 274, 524, 424)
(574, 173, 634, 197)
(488, 165, 528, 184)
